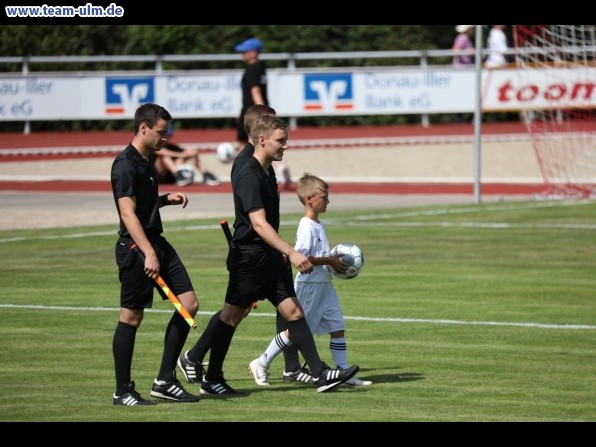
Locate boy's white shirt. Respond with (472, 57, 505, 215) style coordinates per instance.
(294, 216, 333, 283)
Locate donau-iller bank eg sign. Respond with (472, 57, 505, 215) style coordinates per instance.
(0, 66, 594, 121)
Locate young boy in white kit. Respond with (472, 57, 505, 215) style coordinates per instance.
(248, 172, 372, 387)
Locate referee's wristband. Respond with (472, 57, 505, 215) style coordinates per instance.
(160, 194, 169, 206)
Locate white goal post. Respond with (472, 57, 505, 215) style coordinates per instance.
(513, 25, 595, 198)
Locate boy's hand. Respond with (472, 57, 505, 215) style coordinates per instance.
(328, 253, 348, 273)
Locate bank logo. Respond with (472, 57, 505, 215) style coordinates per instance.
(105, 78, 154, 115)
(304, 74, 353, 111)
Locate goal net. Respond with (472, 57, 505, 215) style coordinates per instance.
(512, 25, 596, 198)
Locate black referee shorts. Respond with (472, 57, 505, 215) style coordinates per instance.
(115, 236, 194, 309)
(224, 242, 295, 309)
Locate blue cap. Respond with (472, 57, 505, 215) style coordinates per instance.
(234, 38, 263, 53)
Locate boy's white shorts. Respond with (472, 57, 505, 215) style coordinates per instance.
(295, 281, 345, 335)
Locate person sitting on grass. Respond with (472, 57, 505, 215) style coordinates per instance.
(154, 123, 220, 187)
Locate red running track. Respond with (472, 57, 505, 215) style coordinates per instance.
(0, 122, 531, 150)
(0, 122, 546, 195)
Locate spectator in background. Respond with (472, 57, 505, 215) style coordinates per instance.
(485, 25, 509, 68)
(234, 37, 292, 190)
(154, 123, 220, 187)
(452, 25, 475, 67)
(452, 25, 476, 123)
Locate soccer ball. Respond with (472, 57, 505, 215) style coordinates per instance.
(216, 142, 236, 164)
(330, 242, 364, 280)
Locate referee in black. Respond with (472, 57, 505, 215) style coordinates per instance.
(110, 103, 200, 405)
(197, 114, 360, 395)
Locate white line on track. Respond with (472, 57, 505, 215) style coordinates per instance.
(0, 133, 533, 157)
(0, 303, 593, 330)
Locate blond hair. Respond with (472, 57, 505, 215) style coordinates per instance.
(251, 114, 287, 144)
(296, 172, 329, 204)
(244, 104, 276, 136)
